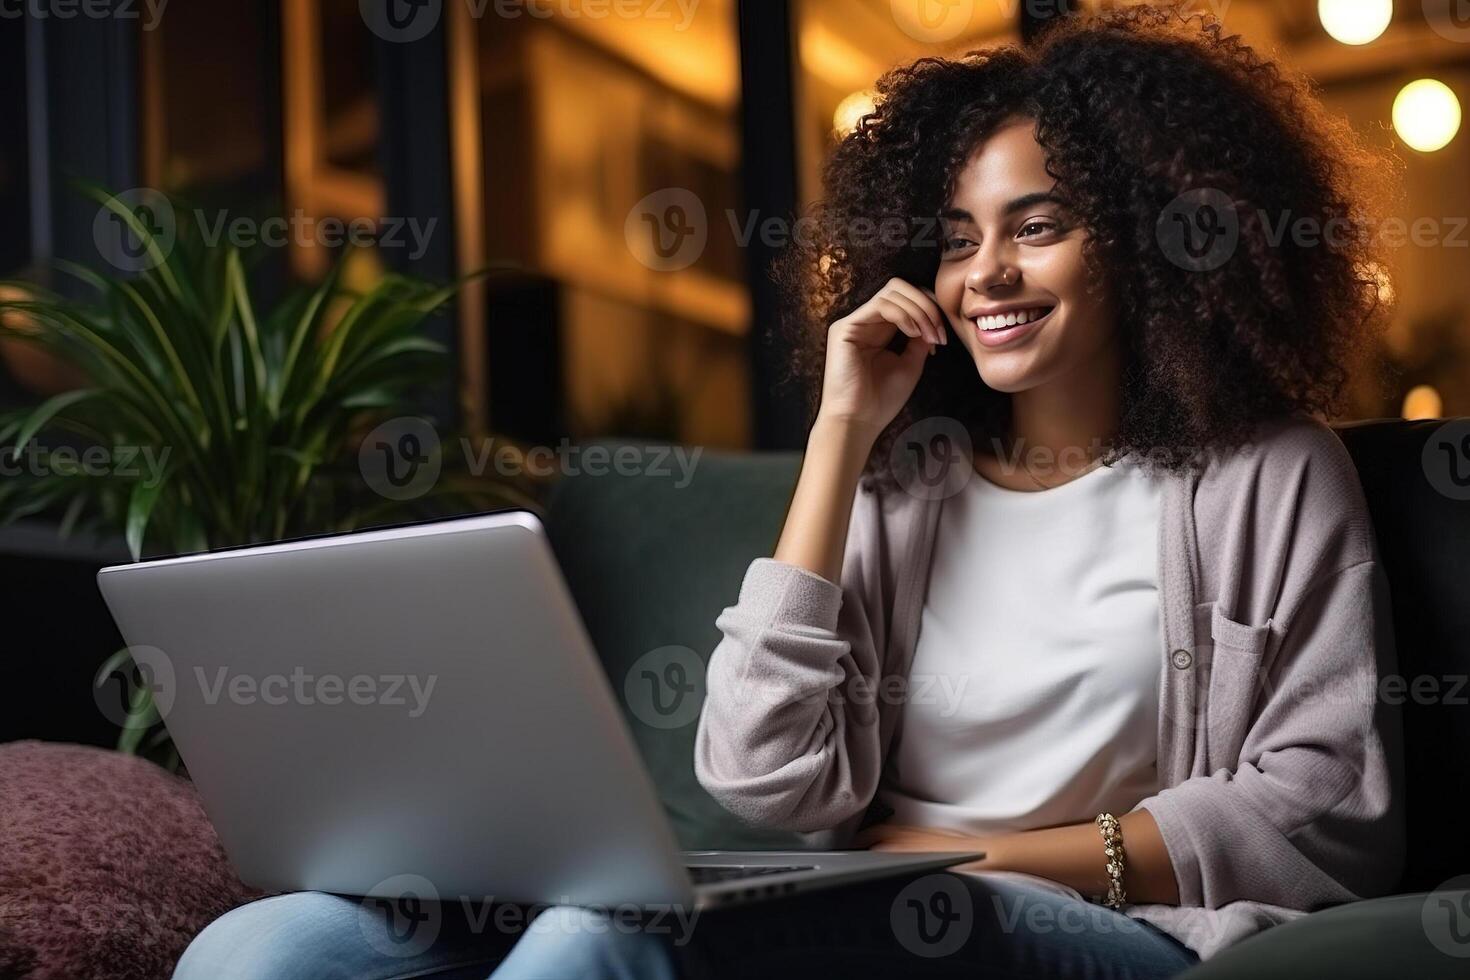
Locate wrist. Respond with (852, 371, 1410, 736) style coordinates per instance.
(972, 833, 1012, 870)
(809, 412, 883, 453)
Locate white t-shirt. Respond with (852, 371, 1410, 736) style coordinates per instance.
(878, 454, 1163, 836)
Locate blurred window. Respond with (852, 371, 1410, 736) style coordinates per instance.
(469, 0, 751, 447)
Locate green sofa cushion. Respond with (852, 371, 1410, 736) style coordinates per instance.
(1179, 889, 1470, 979)
(542, 442, 805, 850)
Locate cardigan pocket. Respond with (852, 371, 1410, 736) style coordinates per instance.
(1205, 605, 1273, 769)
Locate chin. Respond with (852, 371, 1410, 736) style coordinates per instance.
(969, 356, 1048, 394)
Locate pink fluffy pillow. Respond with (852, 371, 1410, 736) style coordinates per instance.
(0, 741, 260, 980)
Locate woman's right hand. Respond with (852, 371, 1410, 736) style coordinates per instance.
(773, 279, 947, 582)
(816, 277, 946, 440)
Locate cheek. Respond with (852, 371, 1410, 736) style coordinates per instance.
(1024, 242, 1089, 297)
(1042, 247, 1115, 350)
(933, 264, 966, 318)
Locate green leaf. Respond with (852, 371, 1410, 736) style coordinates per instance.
(3, 188, 532, 657)
(77, 182, 187, 305)
(338, 387, 407, 409)
(226, 249, 268, 401)
(96, 646, 164, 752)
(272, 257, 344, 417)
(57, 493, 88, 538)
(114, 278, 207, 425)
(6, 388, 102, 457)
(125, 476, 166, 561)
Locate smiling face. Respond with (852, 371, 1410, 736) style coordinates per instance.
(933, 117, 1117, 395)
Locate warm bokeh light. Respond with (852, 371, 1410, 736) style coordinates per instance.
(1402, 384, 1444, 420)
(1317, 0, 1392, 45)
(1392, 79, 1462, 152)
(833, 90, 877, 137)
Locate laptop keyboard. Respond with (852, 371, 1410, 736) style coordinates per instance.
(685, 864, 815, 884)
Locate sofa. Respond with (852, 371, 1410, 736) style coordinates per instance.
(2, 417, 1466, 977)
(542, 417, 1470, 979)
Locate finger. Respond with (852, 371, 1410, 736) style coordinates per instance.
(884, 289, 942, 347)
(882, 279, 940, 345)
(871, 297, 923, 340)
(873, 279, 934, 340)
(883, 281, 942, 345)
(901, 328, 936, 361)
(920, 286, 966, 337)
(890, 281, 947, 344)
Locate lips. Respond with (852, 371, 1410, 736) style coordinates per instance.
(969, 305, 1055, 348)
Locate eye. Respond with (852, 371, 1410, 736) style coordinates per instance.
(1017, 219, 1056, 239)
(942, 235, 978, 255)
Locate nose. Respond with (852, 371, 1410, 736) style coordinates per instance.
(965, 239, 1019, 292)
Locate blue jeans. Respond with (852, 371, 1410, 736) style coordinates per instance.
(174, 871, 1200, 979)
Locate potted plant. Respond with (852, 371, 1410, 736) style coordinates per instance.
(0, 188, 537, 765)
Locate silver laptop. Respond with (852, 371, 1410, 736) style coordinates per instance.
(96, 511, 980, 911)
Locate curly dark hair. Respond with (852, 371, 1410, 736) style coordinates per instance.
(775, 4, 1399, 485)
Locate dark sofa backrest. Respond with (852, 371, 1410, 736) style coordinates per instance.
(1333, 418, 1470, 892)
(542, 444, 805, 850)
(543, 422, 1469, 888)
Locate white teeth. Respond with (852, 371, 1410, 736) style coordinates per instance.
(974, 307, 1051, 332)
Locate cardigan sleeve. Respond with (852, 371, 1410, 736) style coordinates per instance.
(1135, 556, 1405, 910)
(693, 493, 889, 833)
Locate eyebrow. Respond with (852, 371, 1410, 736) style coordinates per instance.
(939, 191, 1068, 222)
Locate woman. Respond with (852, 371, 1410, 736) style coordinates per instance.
(176, 7, 1403, 979)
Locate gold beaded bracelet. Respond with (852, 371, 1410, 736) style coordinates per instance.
(1095, 812, 1126, 909)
